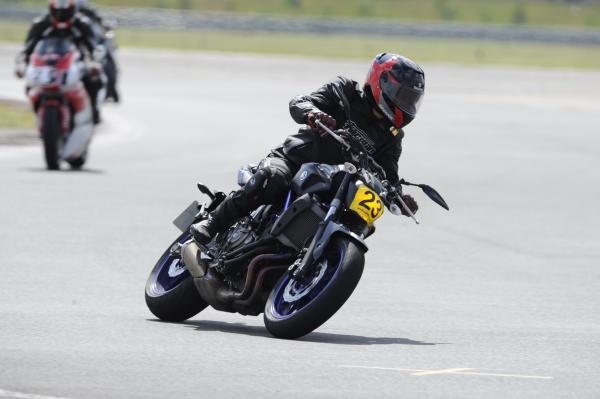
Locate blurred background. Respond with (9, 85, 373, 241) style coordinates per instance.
(2, 0, 599, 130)
(1, 0, 600, 66)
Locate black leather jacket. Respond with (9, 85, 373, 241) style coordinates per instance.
(274, 76, 404, 184)
(22, 14, 98, 62)
(78, 5, 104, 27)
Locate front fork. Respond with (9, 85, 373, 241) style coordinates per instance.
(289, 169, 355, 280)
(36, 94, 70, 136)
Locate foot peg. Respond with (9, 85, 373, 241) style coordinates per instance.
(197, 182, 215, 200)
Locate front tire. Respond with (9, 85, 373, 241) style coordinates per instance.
(145, 232, 208, 322)
(264, 238, 365, 339)
(42, 105, 61, 170)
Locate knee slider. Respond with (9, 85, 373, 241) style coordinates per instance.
(260, 167, 291, 202)
(243, 168, 271, 196)
(268, 168, 291, 190)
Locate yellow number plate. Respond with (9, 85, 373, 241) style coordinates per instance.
(349, 185, 384, 225)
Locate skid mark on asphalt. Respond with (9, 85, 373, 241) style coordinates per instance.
(339, 365, 553, 380)
(0, 389, 72, 399)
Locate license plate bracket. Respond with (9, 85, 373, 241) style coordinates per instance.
(172, 201, 200, 232)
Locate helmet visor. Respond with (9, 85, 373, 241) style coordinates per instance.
(51, 7, 75, 23)
(380, 73, 424, 117)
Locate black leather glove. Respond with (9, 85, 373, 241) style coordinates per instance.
(399, 194, 418, 216)
(307, 111, 336, 135)
(14, 52, 26, 79)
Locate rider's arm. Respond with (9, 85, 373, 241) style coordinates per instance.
(75, 17, 100, 59)
(80, 6, 104, 26)
(22, 16, 48, 62)
(375, 135, 403, 185)
(289, 76, 358, 125)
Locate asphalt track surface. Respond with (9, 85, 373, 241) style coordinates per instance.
(0, 45, 599, 399)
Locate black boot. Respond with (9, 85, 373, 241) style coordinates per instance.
(109, 85, 120, 103)
(82, 76, 102, 124)
(189, 195, 244, 245)
(190, 215, 220, 245)
(92, 105, 101, 125)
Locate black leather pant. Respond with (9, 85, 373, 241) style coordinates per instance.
(210, 156, 296, 232)
(82, 75, 103, 113)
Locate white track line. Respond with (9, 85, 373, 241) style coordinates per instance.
(339, 365, 554, 380)
(0, 388, 72, 399)
(411, 367, 474, 376)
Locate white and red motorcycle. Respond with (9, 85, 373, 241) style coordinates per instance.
(21, 37, 99, 170)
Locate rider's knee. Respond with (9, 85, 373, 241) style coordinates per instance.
(242, 163, 289, 204)
(243, 168, 270, 197)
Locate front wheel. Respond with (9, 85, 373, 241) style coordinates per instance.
(264, 238, 365, 339)
(145, 232, 208, 322)
(42, 105, 61, 170)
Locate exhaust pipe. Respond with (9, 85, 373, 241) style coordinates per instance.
(181, 241, 207, 278)
(217, 253, 291, 303)
(182, 246, 292, 314)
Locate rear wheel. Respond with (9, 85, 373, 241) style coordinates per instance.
(145, 232, 208, 322)
(264, 238, 365, 339)
(42, 105, 61, 170)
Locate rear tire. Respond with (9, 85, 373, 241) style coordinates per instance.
(145, 233, 208, 322)
(264, 238, 365, 339)
(146, 278, 207, 322)
(42, 105, 61, 170)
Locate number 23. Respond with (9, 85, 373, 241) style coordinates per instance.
(358, 190, 382, 218)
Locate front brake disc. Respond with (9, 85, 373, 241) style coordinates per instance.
(283, 259, 328, 302)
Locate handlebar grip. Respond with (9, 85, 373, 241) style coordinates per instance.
(369, 158, 386, 179)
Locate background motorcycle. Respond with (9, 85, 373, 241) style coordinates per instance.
(145, 121, 449, 339)
(23, 37, 99, 170)
(89, 17, 119, 103)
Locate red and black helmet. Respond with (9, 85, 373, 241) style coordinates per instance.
(364, 53, 425, 129)
(49, 0, 76, 29)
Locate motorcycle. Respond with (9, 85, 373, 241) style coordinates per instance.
(145, 120, 449, 339)
(23, 37, 98, 170)
(90, 18, 119, 103)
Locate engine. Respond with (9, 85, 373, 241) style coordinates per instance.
(219, 218, 258, 254)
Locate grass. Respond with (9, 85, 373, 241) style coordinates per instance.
(2, 20, 600, 69)
(15, 0, 600, 29)
(0, 100, 35, 130)
(118, 28, 600, 69)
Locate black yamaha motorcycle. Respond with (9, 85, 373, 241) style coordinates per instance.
(145, 121, 449, 339)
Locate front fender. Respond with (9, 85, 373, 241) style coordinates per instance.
(312, 220, 368, 260)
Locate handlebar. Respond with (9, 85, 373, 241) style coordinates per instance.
(315, 119, 420, 224)
(315, 119, 386, 179)
(14, 53, 26, 79)
(315, 120, 350, 150)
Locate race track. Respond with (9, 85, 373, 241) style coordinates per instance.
(0, 45, 599, 399)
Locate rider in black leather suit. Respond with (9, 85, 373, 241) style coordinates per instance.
(191, 53, 425, 245)
(76, 0, 120, 102)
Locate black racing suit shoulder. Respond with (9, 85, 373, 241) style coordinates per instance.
(22, 14, 98, 62)
(280, 76, 404, 184)
(79, 6, 104, 26)
(289, 76, 361, 125)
